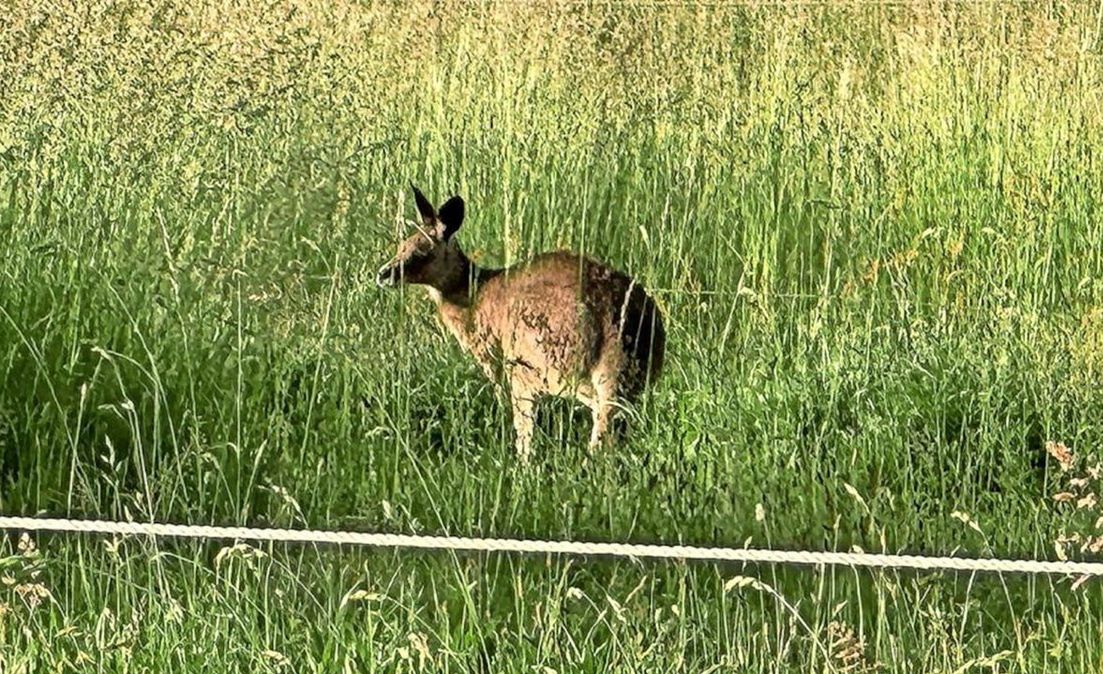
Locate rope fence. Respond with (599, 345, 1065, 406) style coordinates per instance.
(3, 516, 1101, 578)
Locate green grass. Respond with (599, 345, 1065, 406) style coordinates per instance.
(3, 0, 1103, 670)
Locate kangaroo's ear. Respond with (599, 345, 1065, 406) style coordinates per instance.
(437, 195, 465, 241)
(411, 184, 436, 225)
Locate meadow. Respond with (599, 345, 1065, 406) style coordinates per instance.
(2, 0, 1103, 670)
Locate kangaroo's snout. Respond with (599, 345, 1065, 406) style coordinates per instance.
(376, 262, 398, 288)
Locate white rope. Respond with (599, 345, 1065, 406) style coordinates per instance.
(2, 516, 1100, 577)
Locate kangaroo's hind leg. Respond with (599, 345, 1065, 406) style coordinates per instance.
(508, 382, 537, 464)
(587, 398, 615, 452)
(586, 351, 624, 453)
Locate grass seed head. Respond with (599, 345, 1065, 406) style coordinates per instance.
(1046, 441, 1075, 472)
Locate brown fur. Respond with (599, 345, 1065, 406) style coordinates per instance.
(378, 187, 665, 461)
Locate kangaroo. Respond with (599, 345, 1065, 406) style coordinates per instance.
(377, 186, 665, 462)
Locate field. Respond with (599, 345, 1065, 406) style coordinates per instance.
(3, 0, 1103, 670)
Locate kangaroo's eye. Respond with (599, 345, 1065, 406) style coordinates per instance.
(404, 251, 430, 272)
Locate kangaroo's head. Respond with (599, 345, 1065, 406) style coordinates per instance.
(376, 185, 467, 292)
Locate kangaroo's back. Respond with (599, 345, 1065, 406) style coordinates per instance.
(476, 251, 665, 400)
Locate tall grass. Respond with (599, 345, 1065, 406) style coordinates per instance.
(2, 0, 1103, 670)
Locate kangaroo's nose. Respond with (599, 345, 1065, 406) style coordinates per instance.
(376, 263, 400, 288)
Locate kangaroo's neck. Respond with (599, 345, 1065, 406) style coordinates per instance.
(429, 253, 502, 364)
(431, 253, 502, 308)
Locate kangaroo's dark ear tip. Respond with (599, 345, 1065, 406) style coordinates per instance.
(438, 194, 465, 239)
(440, 195, 465, 215)
(411, 183, 436, 221)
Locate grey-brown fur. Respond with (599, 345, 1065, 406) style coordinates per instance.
(377, 186, 665, 461)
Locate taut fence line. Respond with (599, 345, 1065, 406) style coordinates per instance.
(2, 516, 1101, 578)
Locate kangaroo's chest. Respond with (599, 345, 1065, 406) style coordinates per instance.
(435, 297, 501, 373)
